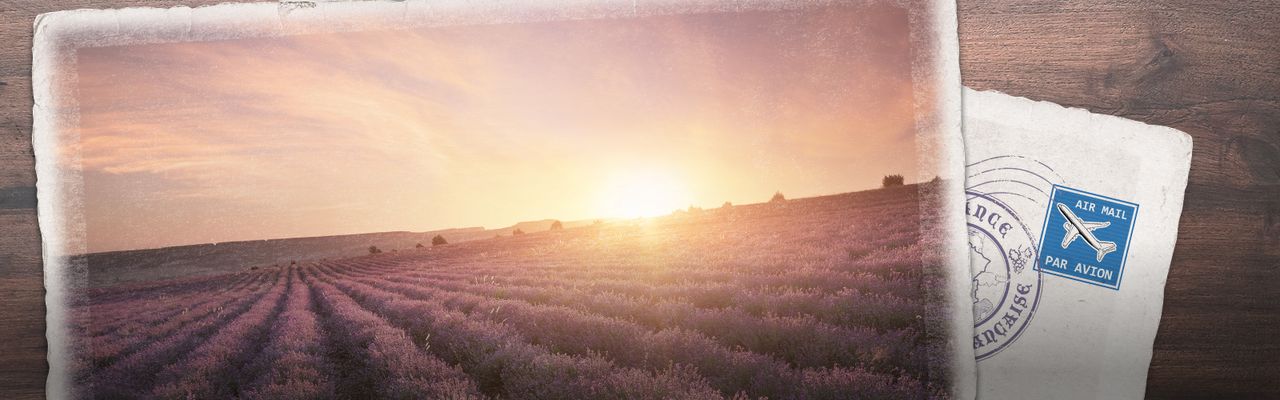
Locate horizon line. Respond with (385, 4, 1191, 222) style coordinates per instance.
(80, 181, 923, 256)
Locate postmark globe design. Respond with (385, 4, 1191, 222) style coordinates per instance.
(966, 191, 1042, 361)
(969, 227, 1009, 324)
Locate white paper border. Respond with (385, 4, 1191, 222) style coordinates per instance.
(33, 1, 972, 398)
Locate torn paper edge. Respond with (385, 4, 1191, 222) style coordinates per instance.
(32, 1, 973, 398)
(960, 87, 1192, 398)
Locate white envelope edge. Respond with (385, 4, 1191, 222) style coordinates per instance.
(961, 87, 1193, 399)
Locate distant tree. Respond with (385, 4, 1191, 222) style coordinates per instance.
(368, 245, 382, 254)
(593, 219, 604, 226)
(687, 205, 702, 213)
(416, 242, 425, 248)
(550, 220, 564, 231)
(771, 191, 786, 203)
(883, 174, 905, 187)
(432, 234, 448, 246)
(513, 228, 525, 236)
(722, 201, 733, 209)
(250, 266, 259, 271)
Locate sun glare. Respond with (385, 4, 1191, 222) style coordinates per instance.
(597, 168, 689, 219)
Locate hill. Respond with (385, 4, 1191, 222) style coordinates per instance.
(75, 227, 491, 287)
(74, 182, 943, 399)
(500, 218, 599, 234)
(77, 183, 923, 288)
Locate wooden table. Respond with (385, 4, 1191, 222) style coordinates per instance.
(1, 1, 1276, 398)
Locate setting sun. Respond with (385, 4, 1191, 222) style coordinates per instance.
(596, 168, 690, 219)
(50, 3, 963, 398)
(69, 5, 920, 253)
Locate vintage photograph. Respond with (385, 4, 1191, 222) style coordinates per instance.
(33, 1, 970, 398)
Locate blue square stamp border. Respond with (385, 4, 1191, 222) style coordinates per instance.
(1035, 185, 1140, 291)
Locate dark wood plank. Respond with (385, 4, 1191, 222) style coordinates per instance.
(0, 0, 1276, 398)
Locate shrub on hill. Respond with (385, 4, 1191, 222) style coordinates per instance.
(882, 174, 905, 187)
(513, 228, 525, 236)
(771, 191, 786, 203)
(550, 220, 564, 231)
(368, 246, 382, 254)
(432, 235, 448, 246)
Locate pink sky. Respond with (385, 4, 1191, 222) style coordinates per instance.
(74, 5, 919, 253)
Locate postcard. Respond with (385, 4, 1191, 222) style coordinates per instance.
(33, 1, 972, 398)
(962, 88, 1192, 399)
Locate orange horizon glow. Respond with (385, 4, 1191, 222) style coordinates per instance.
(71, 5, 921, 253)
(595, 167, 691, 219)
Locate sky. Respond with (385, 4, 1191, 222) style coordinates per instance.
(73, 4, 919, 253)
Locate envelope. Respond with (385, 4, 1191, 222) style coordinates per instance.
(961, 88, 1192, 399)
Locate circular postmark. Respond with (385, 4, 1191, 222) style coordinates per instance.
(967, 191, 1042, 361)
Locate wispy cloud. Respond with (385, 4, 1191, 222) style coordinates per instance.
(72, 4, 921, 252)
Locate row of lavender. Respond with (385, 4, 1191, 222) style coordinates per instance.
(72, 190, 939, 399)
(77, 252, 931, 397)
(310, 261, 928, 399)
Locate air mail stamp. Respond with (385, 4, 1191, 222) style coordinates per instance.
(1037, 185, 1139, 290)
(967, 191, 1042, 360)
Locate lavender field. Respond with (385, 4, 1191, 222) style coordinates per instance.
(69, 185, 947, 399)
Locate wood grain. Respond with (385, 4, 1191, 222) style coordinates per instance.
(1, 0, 1276, 398)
